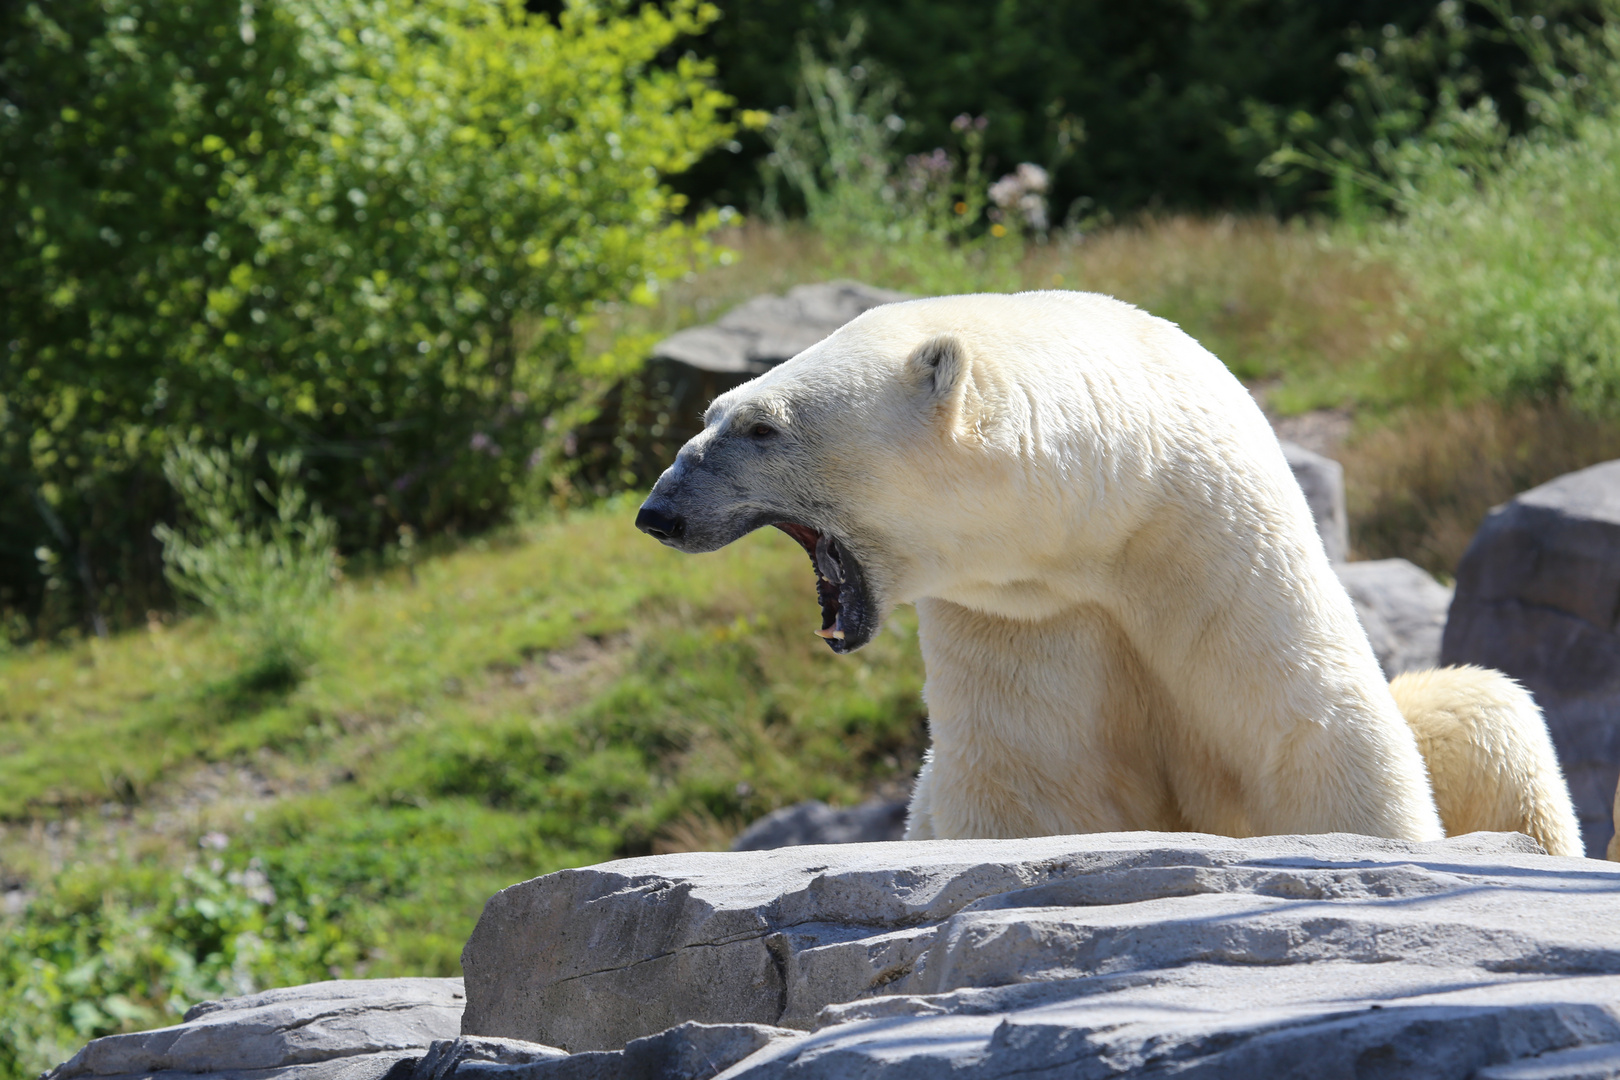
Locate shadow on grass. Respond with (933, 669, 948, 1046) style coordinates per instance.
(199, 647, 308, 718)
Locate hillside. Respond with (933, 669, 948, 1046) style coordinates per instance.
(0, 502, 928, 1073)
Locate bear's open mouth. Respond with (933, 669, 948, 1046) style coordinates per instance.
(772, 522, 870, 653)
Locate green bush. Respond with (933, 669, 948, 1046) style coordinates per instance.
(0, 0, 732, 638)
(0, 859, 357, 1080)
(154, 439, 338, 691)
(1310, 1, 1620, 414)
(757, 28, 1024, 293)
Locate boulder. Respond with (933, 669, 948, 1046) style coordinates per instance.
(1442, 459, 1620, 858)
(1280, 440, 1349, 563)
(731, 799, 909, 851)
(1336, 558, 1453, 677)
(652, 282, 912, 377)
(47, 978, 468, 1080)
(47, 984, 784, 1080)
(623, 282, 912, 466)
(460, 831, 1620, 1078)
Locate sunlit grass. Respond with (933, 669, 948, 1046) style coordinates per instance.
(0, 499, 927, 1070)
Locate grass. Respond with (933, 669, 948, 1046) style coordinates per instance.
(0, 499, 926, 1075)
(1340, 399, 1620, 573)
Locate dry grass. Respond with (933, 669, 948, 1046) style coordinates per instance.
(1343, 400, 1620, 576)
(617, 217, 1414, 414)
(1024, 217, 1407, 403)
(651, 806, 741, 855)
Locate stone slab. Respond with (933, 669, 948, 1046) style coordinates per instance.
(459, 830, 1620, 1067)
(47, 978, 466, 1080)
(719, 969, 1620, 1079)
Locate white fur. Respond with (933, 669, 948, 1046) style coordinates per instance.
(682, 291, 1580, 853)
(1390, 666, 1581, 856)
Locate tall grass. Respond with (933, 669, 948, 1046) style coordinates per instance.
(756, 25, 1020, 293)
(153, 440, 337, 693)
(1342, 400, 1620, 574)
(1379, 106, 1620, 414)
(1279, 1, 1620, 418)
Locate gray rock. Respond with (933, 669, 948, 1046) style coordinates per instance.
(384, 1037, 568, 1080)
(1336, 557, 1454, 677)
(731, 800, 908, 851)
(1280, 439, 1349, 563)
(1477, 1042, 1620, 1080)
(1442, 458, 1620, 858)
(727, 972, 1620, 1079)
(653, 283, 911, 376)
(629, 282, 912, 462)
(48, 978, 466, 1080)
(460, 830, 1620, 1080)
(450, 1023, 799, 1080)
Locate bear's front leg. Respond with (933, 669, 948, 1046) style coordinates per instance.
(903, 751, 937, 840)
(912, 597, 1186, 839)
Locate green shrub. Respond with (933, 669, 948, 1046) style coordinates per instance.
(1386, 105, 1620, 412)
(1367, 3, 1620, 415)
(0, 859, 357, 1080)
(0, 0, 732, 638)
(154, 439, 337, 691)
(758, 26, 1021, 292)
(1266, 1, 1620, 415)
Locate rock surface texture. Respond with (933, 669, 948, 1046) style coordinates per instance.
(47, 978, 469, 1080)
(1338, 557, 1454, 677)
(1442, 459, 1620, 858)
(459, 831, 1620, 1078)
(635, 281, 910, 452)
(1280, 439, 1350, 563)
(652, 282, 912, 376)
(730, 799, 908, 851)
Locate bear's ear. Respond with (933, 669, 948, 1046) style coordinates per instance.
(906, 333, 967, 403)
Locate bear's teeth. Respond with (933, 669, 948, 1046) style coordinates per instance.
(814, 627, 846, 640)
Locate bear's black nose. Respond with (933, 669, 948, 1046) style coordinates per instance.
(636, 504, 684, 543)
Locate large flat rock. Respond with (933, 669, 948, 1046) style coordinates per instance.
(461, 831, 1620, 1078)
(48, 978, 468, 1080)
(1442, 458, 1620, 856)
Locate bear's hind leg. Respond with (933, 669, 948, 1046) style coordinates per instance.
(1391, 665, 1583, 857)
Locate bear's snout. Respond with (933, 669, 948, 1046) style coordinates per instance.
(635, 502, 685, 545)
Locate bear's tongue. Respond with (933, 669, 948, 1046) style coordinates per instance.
(773, 522, 847, 640)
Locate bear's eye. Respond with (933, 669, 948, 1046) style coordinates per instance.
(749, 422, 777, 439)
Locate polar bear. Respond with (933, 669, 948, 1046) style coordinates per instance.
(636, 291, 1582, 857)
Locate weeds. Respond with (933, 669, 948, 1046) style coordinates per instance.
(757, 23, 1022, 293)
(153, 440, 337, 693)
(0, 857, 356, 1080)
(1342, 400, 1620, 574)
